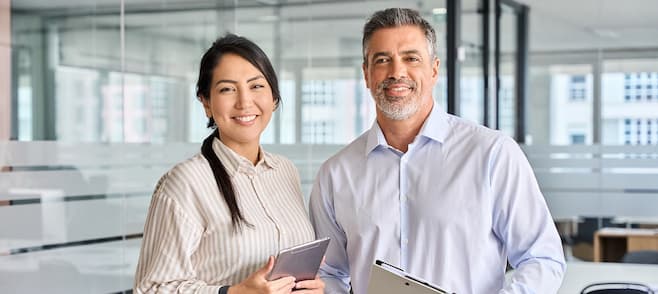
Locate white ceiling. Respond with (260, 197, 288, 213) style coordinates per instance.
(517, 0, 658, 51)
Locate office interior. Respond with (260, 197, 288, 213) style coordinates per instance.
(1, 0, 657, 293)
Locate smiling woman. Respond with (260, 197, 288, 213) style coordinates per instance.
(133, 34, 324, 294)
(201, 52, 276, 164)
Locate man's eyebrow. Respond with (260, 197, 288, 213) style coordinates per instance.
(401, 49, 422, 55)
(371, 52, 391, 60)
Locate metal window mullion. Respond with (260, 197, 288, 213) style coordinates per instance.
(447, 0, 461, 116)
(515, 5, 529, 143)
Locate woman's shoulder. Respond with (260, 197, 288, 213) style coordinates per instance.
(167, 152, 211, 178)
(154, 153, 212, 197)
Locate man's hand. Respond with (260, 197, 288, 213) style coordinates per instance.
(292, 275, 325, 294)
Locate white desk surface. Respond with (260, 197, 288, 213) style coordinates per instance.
(558, 262, 658, 293)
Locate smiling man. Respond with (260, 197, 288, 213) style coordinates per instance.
(309, 8, 566, 294)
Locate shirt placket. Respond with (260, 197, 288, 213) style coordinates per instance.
(245, 164, 282, 251)
(399, 153, 409, 269)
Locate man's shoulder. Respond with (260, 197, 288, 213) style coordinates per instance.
(444, 113, 508, 145)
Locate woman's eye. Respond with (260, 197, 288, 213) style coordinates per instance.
(252, 84, 265, 89)
(219, 87, 233, 93)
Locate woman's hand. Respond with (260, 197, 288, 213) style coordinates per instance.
(291, 275, 325, 294)
(228, 256, 296, 294)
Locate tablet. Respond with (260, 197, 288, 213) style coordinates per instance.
(367, 260, 452, 294)
(267, 237, 330, 281)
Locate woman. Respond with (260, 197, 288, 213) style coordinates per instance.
(134, 34, 324, 294)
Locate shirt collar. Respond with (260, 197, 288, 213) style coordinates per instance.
(418, 104, 449, 144)
(364, 104, 449, 156)
(211, 137, 278, 177)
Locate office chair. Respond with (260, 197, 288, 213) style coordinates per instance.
(580, 282, 654, 294)
(571, 216, 617, 261)
(621, 250, 658, 264)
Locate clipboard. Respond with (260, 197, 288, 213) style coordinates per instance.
(367, 260, 454, 294)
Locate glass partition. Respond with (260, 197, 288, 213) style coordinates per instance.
(2, 1, 447, 292)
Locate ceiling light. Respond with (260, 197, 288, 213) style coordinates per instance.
(432, 8, 447, 15)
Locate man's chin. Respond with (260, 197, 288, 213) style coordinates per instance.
(378, 106, 419, 121)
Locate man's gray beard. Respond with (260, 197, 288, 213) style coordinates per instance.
(375, 95, 420, 120)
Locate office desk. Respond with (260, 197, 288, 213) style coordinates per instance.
(594, 228, 658, 262)
(558, 262, 658, 293)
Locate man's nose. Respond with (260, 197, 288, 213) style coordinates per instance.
(388, 59, 407, 79)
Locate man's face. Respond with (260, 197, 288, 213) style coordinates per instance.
(363, 25, 440, 121)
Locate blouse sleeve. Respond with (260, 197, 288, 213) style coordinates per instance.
(133, 174, 224, 294)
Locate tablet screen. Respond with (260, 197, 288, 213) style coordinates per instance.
(267, 237, 330, 281)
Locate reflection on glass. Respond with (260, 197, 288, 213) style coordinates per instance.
(602, 59, 658, 145)
(498, 4, 517, 138)
(547, 65, 593, 145)
(460, 0, 484, 124)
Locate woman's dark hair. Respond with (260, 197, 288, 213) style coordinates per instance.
(196, 33, 281, 232)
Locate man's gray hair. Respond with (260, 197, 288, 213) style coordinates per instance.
(362, 8, 437, 65)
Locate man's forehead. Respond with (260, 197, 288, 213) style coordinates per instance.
(366, 33, 430, 57)
(368, 26, 426, 45)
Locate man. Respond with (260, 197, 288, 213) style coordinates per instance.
(309, 7, 565, 294)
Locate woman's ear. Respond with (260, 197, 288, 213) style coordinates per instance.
(200, 96, 212, 118)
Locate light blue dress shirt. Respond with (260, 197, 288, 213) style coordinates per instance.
(309, 105, 566, 294)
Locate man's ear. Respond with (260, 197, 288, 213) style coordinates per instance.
(432, 58, 440, 81)
(362, 62, 370, 89)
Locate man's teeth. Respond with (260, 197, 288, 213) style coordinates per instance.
(390, 86, 409, 91)
(235, 115, 256, 122)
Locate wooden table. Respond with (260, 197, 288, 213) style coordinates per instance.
(593, 227, 658, 262)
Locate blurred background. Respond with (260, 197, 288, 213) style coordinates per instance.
(1, 0, 657, 293)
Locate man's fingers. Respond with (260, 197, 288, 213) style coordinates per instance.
(294, 279, 323, 289)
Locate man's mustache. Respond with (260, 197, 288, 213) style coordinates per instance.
(377, 78, 416, 92)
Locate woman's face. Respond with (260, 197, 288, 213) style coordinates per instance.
(202, 53, 275, 151)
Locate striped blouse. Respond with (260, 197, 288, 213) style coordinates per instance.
(134, 138, 315, 294)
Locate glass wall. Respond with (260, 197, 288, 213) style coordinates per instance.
(9, 0, 448, 144)
(602, 59, 658, 145)
(2, 1, 447, 293)
(524, 1, 658, 262)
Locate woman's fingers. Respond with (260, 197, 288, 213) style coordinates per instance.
(268, 276, 296, 293)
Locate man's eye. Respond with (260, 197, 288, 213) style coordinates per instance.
(407, 57, 420, 62)
(374, 58, 389, 64)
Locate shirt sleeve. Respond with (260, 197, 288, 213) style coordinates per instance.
(489, 136, 566, 293)
(133, 174, 225, 294)
(308, 165, 352, 294)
